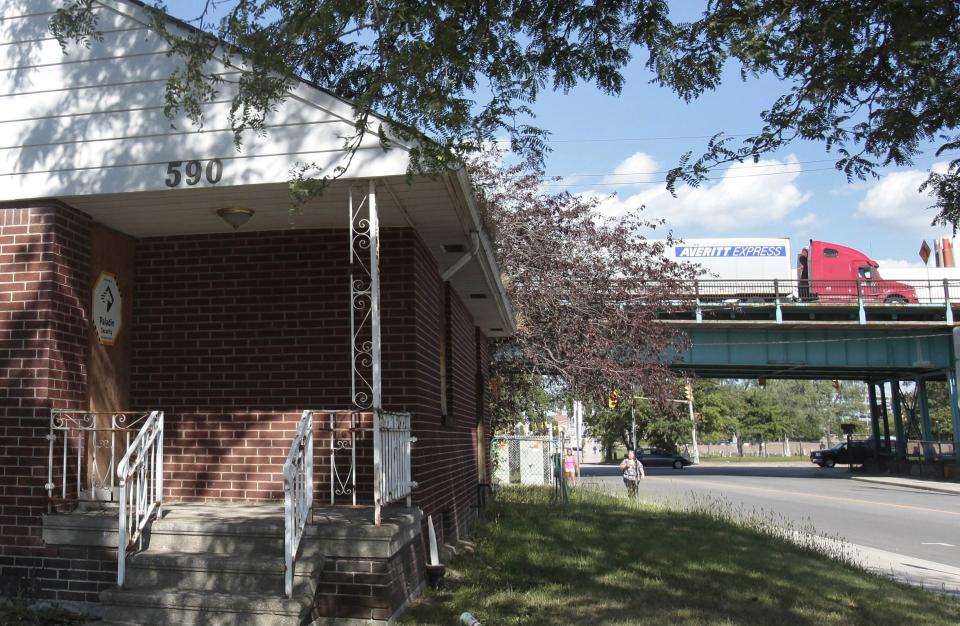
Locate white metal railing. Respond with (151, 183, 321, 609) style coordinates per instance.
(374, 411, 416, 526)
(283, 410, 314, 598)
(320, 412, 358, 505)
(45, 410, 153, 509)
(117, 411, 164, 587)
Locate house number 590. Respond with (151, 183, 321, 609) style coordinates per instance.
(164, 159, 224, 187)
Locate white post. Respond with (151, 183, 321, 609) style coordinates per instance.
(573, 401, 583, 475)
(369, 180, 383, 526)
(688, 399, 700, 464)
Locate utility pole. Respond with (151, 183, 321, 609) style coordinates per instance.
(631, 401, 637, 452)
(573, 400, 584, 472)
(687, 395, 701, 465)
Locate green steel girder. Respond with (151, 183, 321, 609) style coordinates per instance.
(670, 325, 954, 380)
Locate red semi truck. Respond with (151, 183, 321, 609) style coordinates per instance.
(662, 238, 919, 303)
(797, 240, 918, 304)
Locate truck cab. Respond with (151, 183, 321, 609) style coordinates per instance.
(797, 240, 917, 303)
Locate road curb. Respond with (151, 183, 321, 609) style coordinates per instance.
(850, 476, 960, 495)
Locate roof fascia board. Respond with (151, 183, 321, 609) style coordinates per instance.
(448, 168, 516, 334)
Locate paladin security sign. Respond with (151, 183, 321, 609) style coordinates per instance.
(93, 272, 122, 346)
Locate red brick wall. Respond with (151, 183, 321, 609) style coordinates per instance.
(129, 225, 492, 541)
(130, 228, 420, 502)
(405, 235, 488, 545)
(0, 204, 102, 602)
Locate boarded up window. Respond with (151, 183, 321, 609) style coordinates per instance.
(439, 283, 452, 423)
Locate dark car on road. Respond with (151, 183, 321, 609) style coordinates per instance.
(810, 440, 873, 467)
(637, 447, 692, 469)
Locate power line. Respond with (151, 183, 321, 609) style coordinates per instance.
(494, 133, 758, 144)
(540, 165, 837, 188)
(536, 152, 959, 189)
(555, 156, 843, 178)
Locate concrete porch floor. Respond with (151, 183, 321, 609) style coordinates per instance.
(44, 501, 421, 552)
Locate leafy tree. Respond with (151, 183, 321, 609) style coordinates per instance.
(697, 380, 747, 455)
(470, 150, 697, 410)
(53, 1, 960, 225)
(656, 1, 960, 228)
(489, 371, 554, 434)
(739, 388, 790, 454)
(762, 380, 867, 443)
(586, 404, 634, 462)
(919, 381, 955, 441)
(633, 399, 692, 454)
(697, 379, 868, 455)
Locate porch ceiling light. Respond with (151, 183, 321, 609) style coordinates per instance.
(216, 207, 255, 230)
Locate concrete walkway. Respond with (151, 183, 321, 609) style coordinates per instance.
(850, 476, 960, 495)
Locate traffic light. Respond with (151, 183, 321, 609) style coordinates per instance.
(684, 383, 693, 403)
(608, 390, 619, 409)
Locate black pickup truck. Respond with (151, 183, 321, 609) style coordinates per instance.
(810, 440, 873, 467)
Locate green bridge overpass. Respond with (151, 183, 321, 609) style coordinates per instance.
(665, 303, 960, 465)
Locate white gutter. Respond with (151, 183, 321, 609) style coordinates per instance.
(447, 169, 517, 333)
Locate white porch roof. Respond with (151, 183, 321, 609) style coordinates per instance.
(0, 0, 514, 335)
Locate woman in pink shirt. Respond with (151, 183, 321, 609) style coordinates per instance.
(563, 448, 579, 487)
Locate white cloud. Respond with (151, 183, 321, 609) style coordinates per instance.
(588, 154, 812, 232)
(601, 151, 659, 187)
(791, 212, 817, 227)
(854, 162, 948, 232)
(873, 258, 927, 269)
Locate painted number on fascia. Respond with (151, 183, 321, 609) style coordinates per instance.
(165, 159, 224, 187)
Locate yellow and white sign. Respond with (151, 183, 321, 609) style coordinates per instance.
(93, 272, 122, 346)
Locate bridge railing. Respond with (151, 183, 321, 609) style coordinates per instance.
(905, 439, 956, 463)
(648, 278, 960, 323)
(673, 278, 960, 305)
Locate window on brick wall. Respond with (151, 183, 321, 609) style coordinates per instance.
(439, 282, 453, 423)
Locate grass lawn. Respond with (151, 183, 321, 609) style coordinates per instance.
(401, 487, 960, 626)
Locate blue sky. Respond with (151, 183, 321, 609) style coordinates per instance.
(161, 1, 953, 268)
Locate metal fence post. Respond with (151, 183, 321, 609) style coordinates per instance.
(944, 279, 953, 324)
(774, 278, 783, 324)
(694, 280, 702, 323)
(857, 279, 866, 325)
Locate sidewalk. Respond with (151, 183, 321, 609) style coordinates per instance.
(850, 475, 960, 495)
(791, 532, 960, 596)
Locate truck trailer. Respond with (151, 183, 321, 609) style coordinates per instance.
(661, 238, 918, 303)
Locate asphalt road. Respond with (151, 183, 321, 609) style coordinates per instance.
(578, 463, 960, 569)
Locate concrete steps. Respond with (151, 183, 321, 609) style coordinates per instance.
(99, 588, 310, 626)
(91, 503, 322, 626)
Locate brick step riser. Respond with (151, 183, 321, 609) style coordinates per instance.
(144, 532, 286, 555)
(122, 566, 315, 596)
(98, 605, 300, 626)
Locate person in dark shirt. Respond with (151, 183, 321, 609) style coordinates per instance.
(619, 449, 645, 499)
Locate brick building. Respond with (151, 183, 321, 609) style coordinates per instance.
(0, 1, 513, 623)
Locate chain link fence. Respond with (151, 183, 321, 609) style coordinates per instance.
(491, 435, 566, 487)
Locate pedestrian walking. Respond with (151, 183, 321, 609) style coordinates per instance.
(619, 449, 644, 499)
(563, 448, 578, 488)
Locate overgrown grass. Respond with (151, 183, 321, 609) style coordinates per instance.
(401, 487, 960, 625)
(698, 455, 811, 464)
